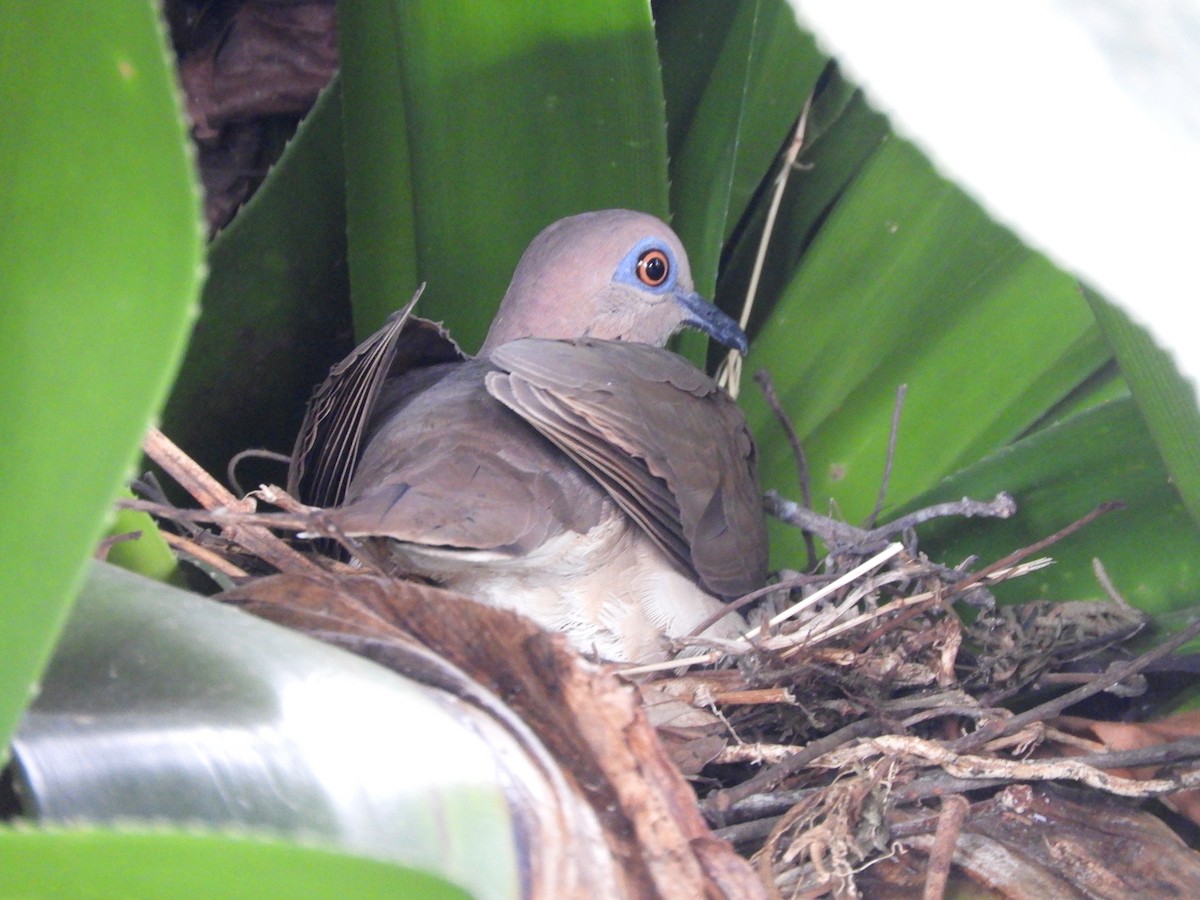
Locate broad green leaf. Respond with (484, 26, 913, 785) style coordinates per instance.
(337, 2, 419, 336)
(787, 3, 1200, 401)
(0, 4, 203, 753)
(340, 0, 670, 352)
(0, 828, 468, 899)
(718, 70, 889, 340)
(742, 136, 1110, 567)
(907, 398, 1200, 612)
(660, 0, 825, 296)
(1087, 286, 1200, 531)
(103, 499, 180, 585)
(160, 81, 351, 484)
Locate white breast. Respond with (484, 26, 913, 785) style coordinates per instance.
(387, 506, 745, 663)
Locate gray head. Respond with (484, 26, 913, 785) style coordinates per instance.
(480, 209, 748, 355)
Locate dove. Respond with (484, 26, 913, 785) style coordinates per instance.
(289, 209, 768, 662)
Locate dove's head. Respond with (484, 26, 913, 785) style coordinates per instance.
(480, 209, 748, 355)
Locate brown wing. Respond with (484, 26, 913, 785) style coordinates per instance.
(485, 338, 767, 597)
(329, 359, 609, 555)
(288, 288, 463, 510)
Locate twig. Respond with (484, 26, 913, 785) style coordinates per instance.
(754, 369, 817, 569)
(946, 501, 1123, 599)
(868, 733, 1200, 798)
(624, 545, 903, 676)
(747, 543, 904, 638)
(713, 814, 784, 847)
(868, 493, 1017, 540)
(1092, 556, 1132, 607)
(227, 448, 290, 496)
(766, 490, 1017, 549)
(713, 742, 804, 766)
(141, 428, 324, 576)
(703, 718, 884, 815)
(93, 530, 141, 561)
(866, 384, 907, 530)
(160, 530, 251, 579)
(892, 775, 1012, 807)
(923, 794, 969, 900)
(716, 94, 813, 400)
(951, 615, 1200, 753)
(1058, 735, 1200, 772)
(765, 491, 875, 547)
(119, 496, 311, 530)
(686, 574, 821, 638)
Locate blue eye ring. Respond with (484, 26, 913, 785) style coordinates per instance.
(636, 248, 670, 287)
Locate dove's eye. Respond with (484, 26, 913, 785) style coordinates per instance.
(636, 249, 670, 287)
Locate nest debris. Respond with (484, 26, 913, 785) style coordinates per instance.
(120, 424, 1200, 899)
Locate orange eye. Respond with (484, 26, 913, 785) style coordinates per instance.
(636, 249, 670, 287)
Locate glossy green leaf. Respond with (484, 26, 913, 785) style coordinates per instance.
(103, 499, 180, 585)
(0, 4, 203, 753)
(719, 69, 890, 339)
(160, 82, 351, 484)
(1087, 286, 1200, 531)
(337, 2, 419, 337)
(339, 0, 670, 352)
(0, 828, 468, 899)
(660, 0, 825, 296)
(906, 398, 1200, 612)
(742, 136, 1111, 567)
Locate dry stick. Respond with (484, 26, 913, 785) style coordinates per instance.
(717, 94, 813, 400)
(1092, 556, 1132, 607)
(951, 614, 1200, 753)
(142, 427, 324, 576)
(748, 542, 904, 638)
(1068, 736, 1200, 772)
(868, 733, 1200, 798)
(866, 383, 907, 531)
(254, 484, 396, 576)
(754, 368, 818, 570)
(766, 490, 1017, 549)
(686, 574, 824, 638)
(119, 496, 312, 530)
(159, 530, 251, 579)
(226, 447, 291, 496)
(945, 500, 1123, 599)
(622, 543, 904, 677)
(702, 718, 884, 815)
(923, 794, 970, 900)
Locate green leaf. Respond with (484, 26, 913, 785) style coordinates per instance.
(103, 497, 180, 585)
(0, 828, 469, 899)
(908, 398, 1200, 612)
(340, 0, 671, 351)
(741, 136, 1110, 566)
(0, 4, 203, 753)
(337, 3, 419, 337)
(661, 0, 825, 296)
(160, 81, 351, 483)
(1087, 286, 1200, 531)
(718, 69, 890, 339)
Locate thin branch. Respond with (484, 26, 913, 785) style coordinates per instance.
(866, 383, 906, 530)
(717, 94, 813, 399)
(141, 428, 324, 575)
(951, 615, 1200, 752)
(923, 795, 969, 900)
(227, 447, 291, 496)
(946, 501, 1123, 599)
(765, 490, 1017, 549)
(702, 718, 884, 815)
(754, 368, 818, 569)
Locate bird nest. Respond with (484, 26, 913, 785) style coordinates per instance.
(122, 426, 1200, 898)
